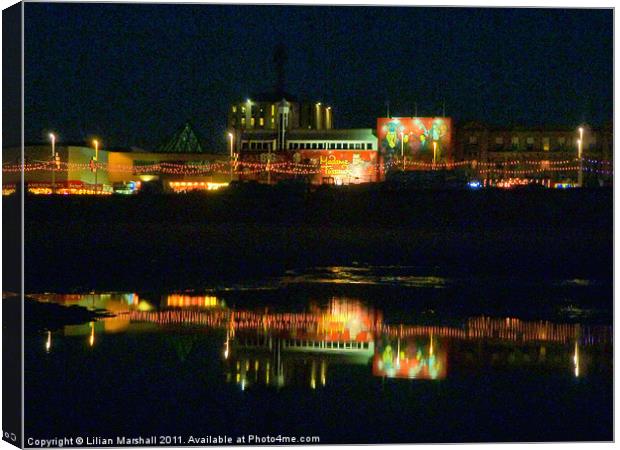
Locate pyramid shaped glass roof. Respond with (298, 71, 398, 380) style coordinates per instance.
(159, 122, 204, 153)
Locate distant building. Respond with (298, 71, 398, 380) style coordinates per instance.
(4, 124, 230, 195)
(454, 121, 613, 186)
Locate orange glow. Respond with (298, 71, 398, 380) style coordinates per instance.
(167, 294, 220, 308)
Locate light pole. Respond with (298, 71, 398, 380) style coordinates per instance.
(578, 127, 584, 187)
(49, 133, 56, 193)
(228, 132, 234, 182)
(92, 139, 99, 193)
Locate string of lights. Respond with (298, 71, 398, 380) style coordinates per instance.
(2, 158, 613, 176)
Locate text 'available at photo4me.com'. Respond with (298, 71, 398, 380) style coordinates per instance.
(25, 435, 322, 447)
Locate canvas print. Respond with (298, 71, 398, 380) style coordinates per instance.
(1, 2, 613, 448)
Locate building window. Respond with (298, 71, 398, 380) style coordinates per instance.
(312, 143, 318, 149)
(354, 143, 362, 149)
(232, 105, 237, 113)
(558, 137, 566, 146)
(259, 117, 264, 126)
(271, 104, 275, 116)
(542, 137, 550, 151)
(241, 117, 246, 126)
(526, 137, 534, 150)
(336, 143, 342, 149)
(250, 117, 255, 127)
(329, 143, 336, 149)
(511, 136, 519, 147)
(242, 142, 248, 150)
(366, 143, 373, 150)
(318, 143, 324, 149)
(495, 137, 504, 145)
(469, 135, 478, 144)
(342, 143, 349, 149)
(241, 106, 246, 114)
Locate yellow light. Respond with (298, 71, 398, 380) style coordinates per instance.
(89, 322, 95, 347)
(45, 331, 52, 353)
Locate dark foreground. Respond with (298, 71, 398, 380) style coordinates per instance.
(24, 275, 612, 444)
(6, 187, 614, 292)
(12, 188, 613, 443)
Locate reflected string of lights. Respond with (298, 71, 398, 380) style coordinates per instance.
(121, 309, 611, 346)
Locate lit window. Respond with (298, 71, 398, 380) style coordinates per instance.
(495, 137, 504, 144)
(241, 106, 246, 114)
(542, 137, 550, 151)
(241, 117, 246, 126)
(511, 137, 519, 146)
(469, 135, 478, 144)
(271, 105, 275, 116)
(232, 105, 237, 113)
(259, 117, 264, 126)
(526, 137, 534, 144)
(250, 117, 255, 127)
(558, 137, 566, 145)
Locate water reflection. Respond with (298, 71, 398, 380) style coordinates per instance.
(34, 293, 611, 388)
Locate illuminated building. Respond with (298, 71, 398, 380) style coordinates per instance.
(455, 121, 613, 186)
(4, 124, 231, 194)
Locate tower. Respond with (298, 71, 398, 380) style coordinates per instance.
(273, 44, 287, 98)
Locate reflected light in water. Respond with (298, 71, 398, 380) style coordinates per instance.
(574, 341, 580, 378)
(89, 322, 95, 347)
(167, 294, 220, 308)
(45, 331, 52, 353)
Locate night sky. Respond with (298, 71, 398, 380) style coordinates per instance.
(24, 3, 612, 151)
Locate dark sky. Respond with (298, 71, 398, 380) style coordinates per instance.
(24, 3, 612, 151)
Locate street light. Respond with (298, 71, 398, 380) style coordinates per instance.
(49, 133, 56, 193)
(92, 139, 99, 193)
(228, 132, 234, 181)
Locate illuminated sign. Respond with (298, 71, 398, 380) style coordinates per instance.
(377, 117, 453, 165)
(298, 150, 378, 184)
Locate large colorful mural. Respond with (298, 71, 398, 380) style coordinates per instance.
(377, 117, 452, 167)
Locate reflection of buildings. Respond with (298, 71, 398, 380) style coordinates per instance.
(38, 292, 611, 385)
(373, 334, 447, 380)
